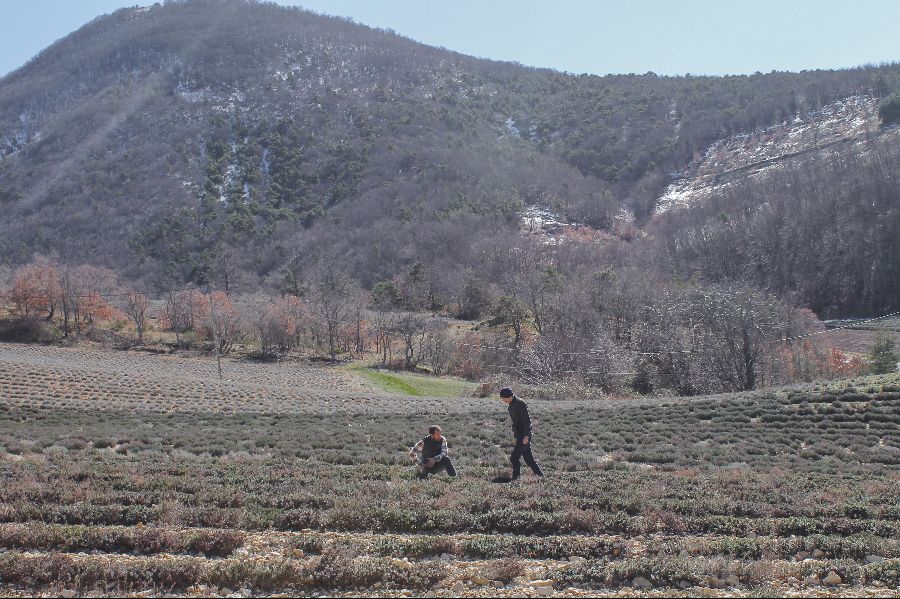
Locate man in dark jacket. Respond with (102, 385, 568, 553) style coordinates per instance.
(409, 425, 457, 479)
(500, 387, 544, 480)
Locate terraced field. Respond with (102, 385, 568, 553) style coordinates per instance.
(0, 342, 898, 597)
(825, 328, 900, 355)
(0, 342, 376, 414)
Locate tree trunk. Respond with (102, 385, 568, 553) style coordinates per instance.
(742, 324, 755, 391)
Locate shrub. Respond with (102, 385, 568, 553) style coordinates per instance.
(339, 549, 444, 588)
(864, 558, 900, 585)
(274, 509, 322, 531)
(205, 558, 302, 590)
(0, 317, 58, 343)
(878, 93, 900, 126)
(561, 556, 700, 587)
(372, 535, 457, 558)
(0, 552, 207, 592)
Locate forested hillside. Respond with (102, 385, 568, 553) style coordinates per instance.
(650, 123, 900, 316)
(0, 0, 898, 319)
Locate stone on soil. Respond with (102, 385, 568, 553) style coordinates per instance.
(631, 576, 652, 589)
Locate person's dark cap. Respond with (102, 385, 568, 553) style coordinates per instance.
(499, 387, 514, 398)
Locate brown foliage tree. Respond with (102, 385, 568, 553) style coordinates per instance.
(8, 257, 60, 320)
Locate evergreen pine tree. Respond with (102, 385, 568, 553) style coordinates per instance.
(869, 332, 899, 374)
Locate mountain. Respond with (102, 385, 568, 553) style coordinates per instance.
(0, 0, 898, 314)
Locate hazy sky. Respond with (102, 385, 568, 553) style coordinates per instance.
(2, 0, 899, 78)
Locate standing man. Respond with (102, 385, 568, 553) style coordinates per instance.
(500, 387, 544, 480)
(409, 425, 457, 479)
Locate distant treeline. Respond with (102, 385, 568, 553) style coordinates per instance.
(4, 249, 883, 398)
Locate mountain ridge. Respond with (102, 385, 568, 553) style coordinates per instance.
(0, 0, 898, 315)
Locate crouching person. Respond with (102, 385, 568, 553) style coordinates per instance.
(409, 425, 457, 479)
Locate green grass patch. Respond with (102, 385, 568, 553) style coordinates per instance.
(348, 366, 473, 397)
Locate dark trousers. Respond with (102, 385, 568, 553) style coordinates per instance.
(417, 457, 457, 479)
(511, 437, 543, 479)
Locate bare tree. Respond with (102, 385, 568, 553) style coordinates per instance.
(520, 266, 562, 335)
(210, 244, 245, 293)
(371, 309, 396, 366)
(391, 313, 428, 371)
(423, 322, 454, 375)
(235, 294, 290, 359)
(487, 295, 530, 349)
(121, 290, 151, 344)
(8, 257, 59, 320)
(57, 264, 118, 337)
(351, 289, 370, 356)
(201, 291, 243, 354)
(162, 289, 204, 348)
(306, 254, 353, 362)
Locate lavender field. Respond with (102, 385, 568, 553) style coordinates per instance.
(0, 343, 898, 597)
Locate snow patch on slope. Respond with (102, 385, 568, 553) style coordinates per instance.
(656, 96, 881, 213)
